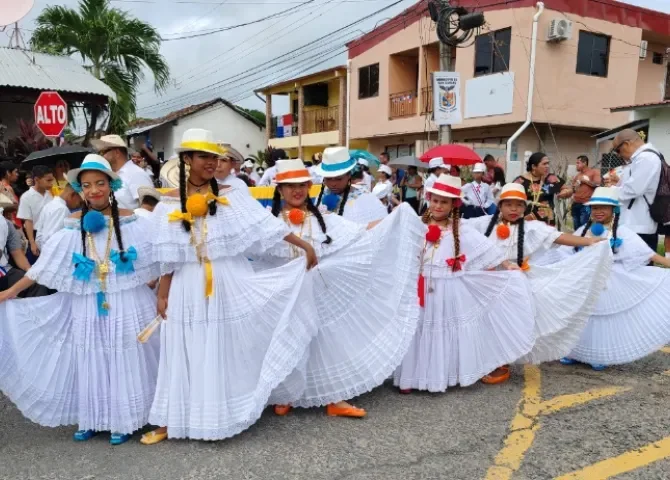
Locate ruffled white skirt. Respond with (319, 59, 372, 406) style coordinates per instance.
(566, 263, 670, 365)
(267, 204, 423, 407)
(393, 270, 536, 392)
(0, 287, 160, 434)
(519, 240, 612, 363)
(149, 255, 316, 441)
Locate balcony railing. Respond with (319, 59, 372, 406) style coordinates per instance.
(389, 90, 417, 119)
(303, 106, 339, 134)
(421, 86, 433, 115)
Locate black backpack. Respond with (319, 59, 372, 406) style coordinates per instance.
(628, 149, 670, 225)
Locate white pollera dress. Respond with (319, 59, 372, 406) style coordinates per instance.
(548, 224, 670, 365)
(0, 215, 160, 434)
(148, 188, 317, 440)
(254, 203, 424, 407)
(467, 216, 613, 363)
(321, 184, 389, 224)
(393, 222, 536, 392)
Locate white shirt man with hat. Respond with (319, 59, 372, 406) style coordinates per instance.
(91, 134, 154, 210)
(462, 162, 494, 219)
(423, 157, 447, 210)
(315, 147, 388, 224)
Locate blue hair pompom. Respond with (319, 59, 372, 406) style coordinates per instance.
(614, 205, 621, 215)
(71, 181, 82, 193)
(82, 210, 107, 234)
(610, 237, 623, 250)
(322, 193, 340, 212)
(110, 178, 123, 192)
(590, 222, 605, 236)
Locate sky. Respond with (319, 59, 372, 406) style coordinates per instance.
(5, 0, 670, 125)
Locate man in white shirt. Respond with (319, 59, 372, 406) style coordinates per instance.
(462, 162, 494, 219)
(17, 165, 54, 261)
(35, 182, 83, 249)
(609, 129, 661, 252)
(134, 186, 161, 218)
(92, 135, 154, 210)
(423, 157, 447, 212)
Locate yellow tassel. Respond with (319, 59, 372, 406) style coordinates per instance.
(168, 210, 194, 223)
(204, 258, 214, 297)
(205, 192, 230, 206)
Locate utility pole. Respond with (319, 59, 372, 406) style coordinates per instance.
(438, 40, 452, 145)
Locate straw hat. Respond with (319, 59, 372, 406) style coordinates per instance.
(426, 174, 463, 198)
(0, 193, 15, 209)
(428, 157, 445, 169)
(372, 182, 392, 200)
(160, 155, 179, 188)
(358, 158, 369, 168)
(472, 162, 486, 173)
(138, 186, 161, 204)
(316, 146, 356, 178)
(274, 159, 312, 184)
(585, 187, 619, 207)
(498, 183, 528, 204)
(90, 134, 128, 153)
(175, 128, 225, 156)
(378, 164, 392, 176)
(66, 154, 121, 186)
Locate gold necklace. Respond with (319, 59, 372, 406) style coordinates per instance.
(86, 216, 114, 311)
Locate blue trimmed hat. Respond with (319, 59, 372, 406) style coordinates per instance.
(585, 187, 619, 207)
(316, 146, 357, 178)
(66, 154, 122, 192)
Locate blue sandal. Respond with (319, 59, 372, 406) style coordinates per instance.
(73, 430, 96, 442)
(590, 364, 606, 371)
(560, 357, 578, 365)
(110, 433, 131, 445)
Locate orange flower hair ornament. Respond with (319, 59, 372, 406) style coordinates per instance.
(496, 223, 511, 240)
(287, 208, 306, 225)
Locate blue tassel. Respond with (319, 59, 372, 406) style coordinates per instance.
(96, 291, 109, 316)
(590, 222, 605, 236)
(72, 253, 95, 282)
(610, 237, 623, 249)
(110, 246, 137, 275)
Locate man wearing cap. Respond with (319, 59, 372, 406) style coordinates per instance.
(135, 186, 161, 218)
(241, 159, 261, 185)
(35, 182, 83, 249)
(423, 157, 446, 212)
(91, 135, 154, 210)
(462, 163, 494, 219)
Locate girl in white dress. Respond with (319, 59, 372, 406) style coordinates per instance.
(314, 147, 388, 224)
(393, 175, 537, 392)
(0, 154, 160, 445)
(557, 187, 670, 369)
(142, 129, 318, 445)
(467, 183, 612, 366)
(254, 160, 424, 417)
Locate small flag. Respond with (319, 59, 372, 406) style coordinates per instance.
(0, 265, 7, 278)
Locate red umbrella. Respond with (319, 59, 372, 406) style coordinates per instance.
(420, 145, 481, 166)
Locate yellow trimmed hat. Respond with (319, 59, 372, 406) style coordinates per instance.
(175, 129, 226, 156)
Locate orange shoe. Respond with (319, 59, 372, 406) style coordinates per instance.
(481, 365, 511, 385)
(274, 405, 292, 416)
(326, 403, 366, 418)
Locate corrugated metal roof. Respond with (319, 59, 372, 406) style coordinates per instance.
(0, 47, 116, 100)
(610, 100, 670, 112)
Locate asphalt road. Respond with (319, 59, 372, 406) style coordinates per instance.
(2, 350, 670, 480)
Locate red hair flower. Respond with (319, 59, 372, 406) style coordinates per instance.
(287, 208, 306, 225)
(496, 224, 511, 240)
(426, 224, 441, 243)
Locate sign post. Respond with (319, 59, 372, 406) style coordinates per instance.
(34, 91, 68, 137)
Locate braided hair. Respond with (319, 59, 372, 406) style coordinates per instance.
(451, 206, 461, 273)
(484, 210, 500, 237)
(421, 208, 431, 224)
(337, 182, 351, 216)
(78, 176, 126, 262)
(483, 209, 524, 266)
(575, 218, 593, 253)
(315, 183, 325, 207)
(271, 186, 332, 244)
(178, 152, 220, 232)
(611, 211, 620, 254)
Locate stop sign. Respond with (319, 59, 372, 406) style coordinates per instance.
(34, 91, 68, 137)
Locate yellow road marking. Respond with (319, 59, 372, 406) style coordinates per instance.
(555, 436, 670, 480)
(485, 366, 627, 480)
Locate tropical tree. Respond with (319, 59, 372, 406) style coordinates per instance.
(30, 0, 170, 144)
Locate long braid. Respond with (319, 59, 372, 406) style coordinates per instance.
(422, 208, 431, 224)
(270, 187, 282, 217)
(337, 182, 351, 216)
(209, 178, 219, 216)
(611, 212, 620, 254)
(516, 218, 525, 267)
(79, 200, 88, 258)
(315, 183, 325, 207)
(110, 193, 127, 262)
(574, 219, 592, 252)
(305, 198, 332, 244)
(451, 206, 461, 272)
(178, 153, 191, 232)
(484, 210, 500, 237)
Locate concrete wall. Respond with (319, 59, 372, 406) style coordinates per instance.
(634, 40, 668, 105)
(630, 107, 670, 157)
(0, 103, 35, 139)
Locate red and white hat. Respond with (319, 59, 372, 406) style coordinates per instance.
(498, 183, 528, 204)
(274, 159, 312, 184)
(425, 174, 463, 199)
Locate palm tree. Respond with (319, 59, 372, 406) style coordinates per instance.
(30, 0, 170, 144)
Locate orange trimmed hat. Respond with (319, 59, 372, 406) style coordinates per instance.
(274, 159, 312, 184)
(498, 183, 528, 204)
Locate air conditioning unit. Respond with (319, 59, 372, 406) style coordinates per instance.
(639, 40, 648, 59)
(547, 18, 573, 42)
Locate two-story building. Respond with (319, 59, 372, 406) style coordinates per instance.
(256, 66, 366, 161)
(346, 0, 670, 178)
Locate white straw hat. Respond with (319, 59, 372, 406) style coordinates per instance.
(90, 134, 128, 153)
(174, 128, 225, 156)
(426, 174, 463, 198)
(378, 164, 392, 176)
(274, 159, 313, 184)
(66, 154, 121, 187)
(428, 157, 445, 169)
(497, 183, 528, 204)
(473, 162, 486, 173)
(316, 147, 357, 178)
(585, 187, 620, 207)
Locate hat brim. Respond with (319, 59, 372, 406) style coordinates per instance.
(66, 166, 120, 185)
(174, 146, 223, 157)
(90, 139, 127, 152)
(275, 175, 313, 184)
(315, 162, 355, 178)
(426, 187, 462, 199)
(584, 200, 619, 207)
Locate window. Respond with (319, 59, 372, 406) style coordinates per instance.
(474, 27, 511, 77)
(576, 31, 610, 77)
(653, 52, 664, 65)
(384, 144, 415, 160)
(358, 63, 379, 99)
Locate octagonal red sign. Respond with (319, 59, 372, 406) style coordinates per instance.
(34, 91, 68, 137)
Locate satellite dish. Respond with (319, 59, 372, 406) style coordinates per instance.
(0, 0, 34, 27)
